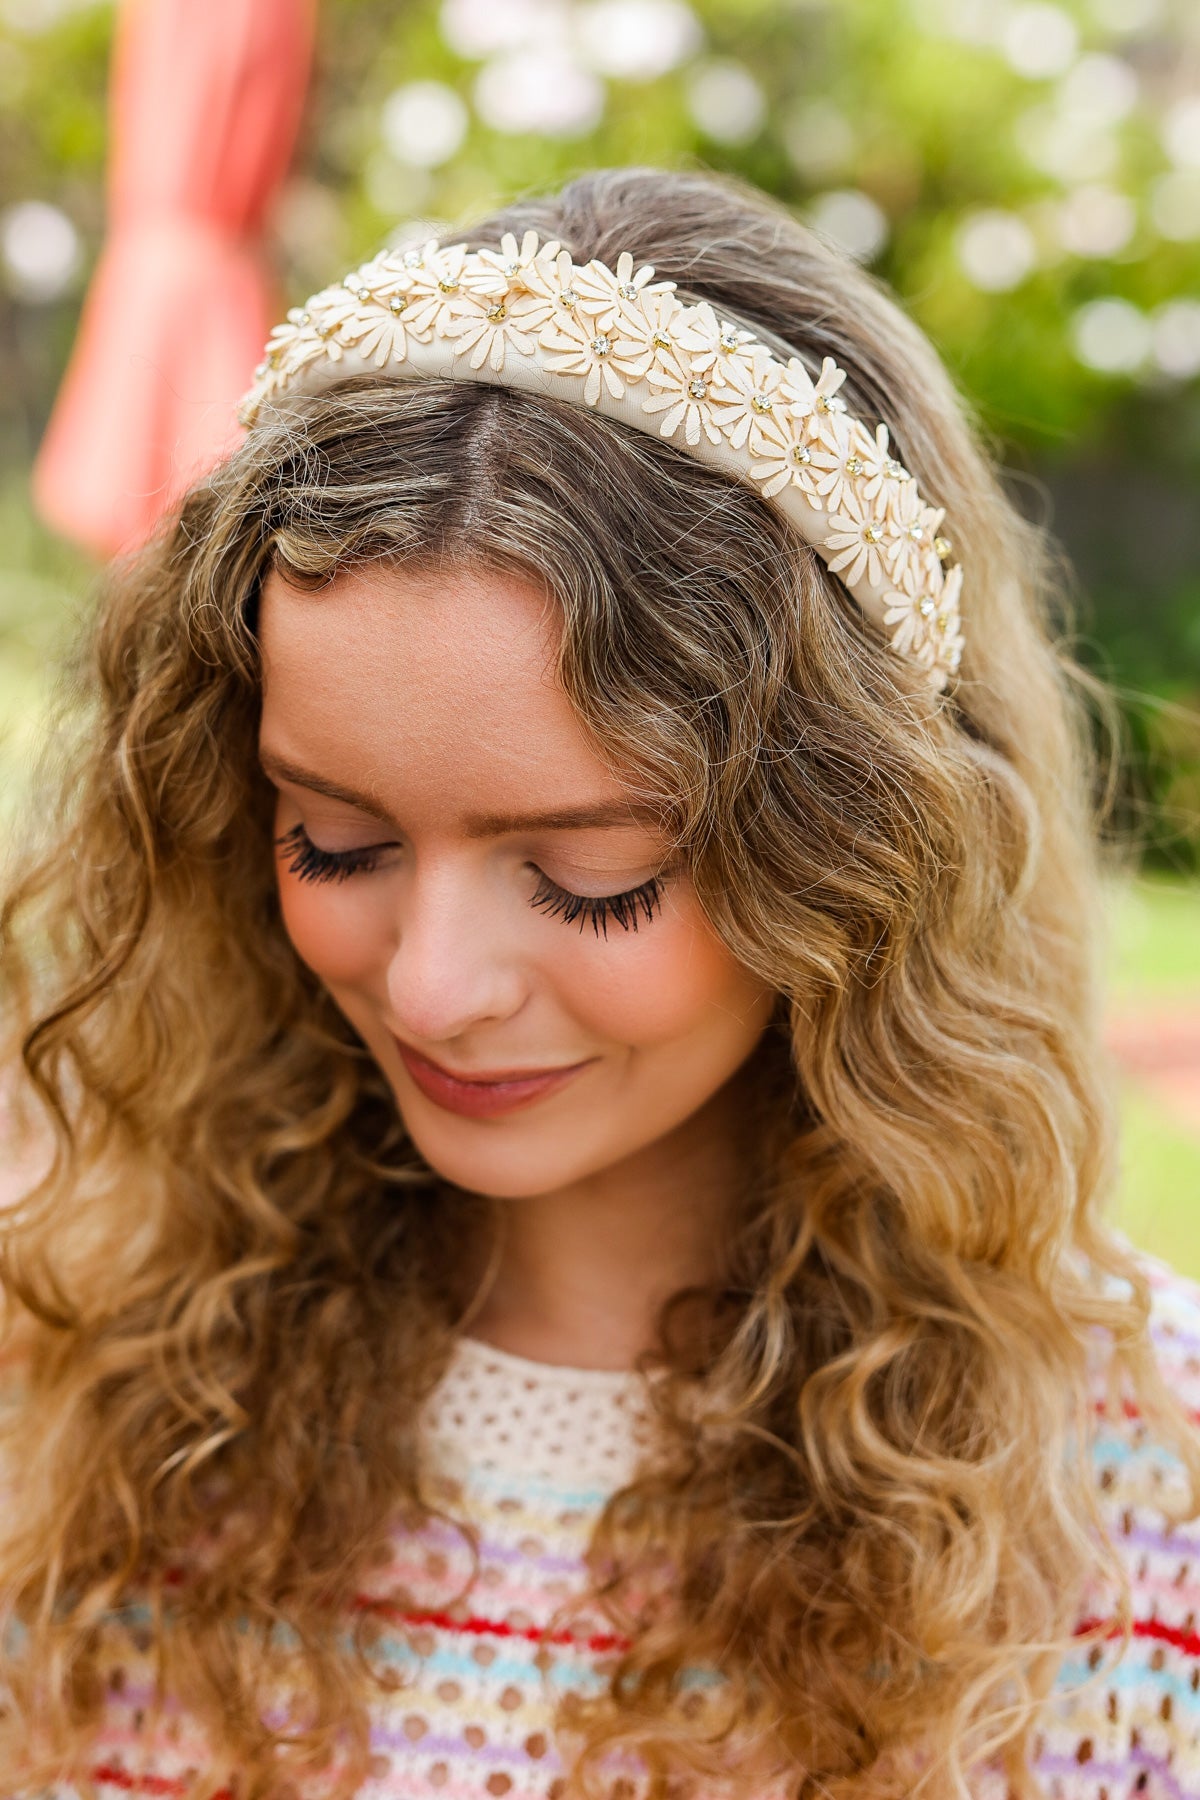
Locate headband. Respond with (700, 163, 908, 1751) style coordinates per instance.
(238, 230, 965, 692)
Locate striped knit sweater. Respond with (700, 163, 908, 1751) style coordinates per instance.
(27, 1251, 1200, 1800)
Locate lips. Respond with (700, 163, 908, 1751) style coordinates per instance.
(393, 1039, 595, 1119)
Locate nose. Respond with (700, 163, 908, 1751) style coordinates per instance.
(384, 858, 527, 1044)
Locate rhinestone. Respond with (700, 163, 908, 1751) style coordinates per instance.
(906, 523, 925, 542)
(936, 614, 951, 634)
(315, 320, 334, 338)
(934, 535, 952, 559)
(618, 281, 638, 299)
(883, 458, 911, 481)
(559, 286, 578, 307)
(718, 326, 741, 350)
(652, 330, 672, 348)
(403, 249, 422, 269)
(437, 277, 459, 294)
(298, 310, 311, 326)
(751, 394, 774, 413)
(789, 445, 813, 466)
(254, 359, 270, 378)
(918, 597, 936, 618)
(503, 260, 520, 278)
(863, 525, 882, 543)
(817, 394, 847, 414)
(688, 378, 708, 400)
(488, 302, 508, 323)
(591, 334, 612, 356)
(845, 455, 864, 476)
(389, 295, 408, 316)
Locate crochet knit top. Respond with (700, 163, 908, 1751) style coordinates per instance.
(36, 1252, 1200, 1800)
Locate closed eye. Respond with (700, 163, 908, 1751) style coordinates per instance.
(274, 823, 668, 937)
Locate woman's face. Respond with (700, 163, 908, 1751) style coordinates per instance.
(257, 560, 777, 1201)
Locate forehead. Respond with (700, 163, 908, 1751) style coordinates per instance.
(256, 560, 618, 807)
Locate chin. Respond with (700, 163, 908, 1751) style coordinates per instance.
(390, 1093, 624, 1201)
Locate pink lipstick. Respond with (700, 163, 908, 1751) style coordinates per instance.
(394, 1040, 595, 1118)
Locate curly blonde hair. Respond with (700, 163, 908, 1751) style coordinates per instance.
(1, 165, 1197, 1800)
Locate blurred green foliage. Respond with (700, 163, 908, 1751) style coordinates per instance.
(1, 0, 1199, 862)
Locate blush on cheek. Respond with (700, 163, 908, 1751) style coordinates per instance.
(556, 911, 758, 1049)
(278, 876, 385, 988)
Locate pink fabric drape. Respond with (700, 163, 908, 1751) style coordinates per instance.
(32, 0, 316, 559)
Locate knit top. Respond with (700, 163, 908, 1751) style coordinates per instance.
(31, 1251, 1200, 1800)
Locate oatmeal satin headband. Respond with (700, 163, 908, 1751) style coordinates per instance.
(238, 230, 965, 691)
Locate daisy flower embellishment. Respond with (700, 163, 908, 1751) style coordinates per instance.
(443, 292, 538, 372)
(467, 229, 559, 298)
(748, 418, 825, 502)
(885, 491, 948, 595)
(398, 241, 474, 338)
(778, 354, 850, 449)
(858, 421, 914, 511)
(571, 250, 670, 332)
(824, 490, 891, 590)
(641, 349, 724, 447)
(883, 564, 963, 684)
(348, 304, 421, 368)
(541, 308, 652, 405)
(809, 420, 877, 516)
(706, 347, 793, 452)
(673, 301, 758, 383)
(258, 307, 328, 377)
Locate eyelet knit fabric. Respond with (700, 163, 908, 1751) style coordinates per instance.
(25, 1250, 1200, 1800)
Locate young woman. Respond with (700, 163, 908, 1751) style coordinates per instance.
(1, 164, 1197, 1800)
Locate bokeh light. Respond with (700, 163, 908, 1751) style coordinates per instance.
(956, 208, 1038, 291)
(573, 0, 701, 80)
(1071, 296, 1151, 372)
(1056, 184, 1137, 258)
(1149, 170, 1200, 242)
(807, 189, 889, 263)
(683, 58, 765, 145)
(1001, 5, 1079, 80)
(1, 198, 79, 301)
(381, 82, 469, 169)
(474, 46, 605, 135)
(1151, 298, 1200, 379)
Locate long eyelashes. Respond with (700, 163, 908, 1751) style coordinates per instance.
(274, 823, 666, 936)
(528, 869, 664, 939)
(275, 822, 387, 884)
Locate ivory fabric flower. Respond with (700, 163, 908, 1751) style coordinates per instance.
(706, 347, 793, 452)
(858, 421, 915, 511)
(674, 301, 758, 384)
(884, 492, 948, 595)
(747, 417, 826, 502)
(540, 310, 651, 405)
(396, 242, 474, 338)
(572, 250, 670, 332)
(350, 304, 422, 368)
(629, 287, 691, 372)
(512, 247, 597, 338)
(466, 229, 558, 299)
(641, 350, 724, 446)
(809, 418, 876, 516)
(824, 490, 891, 590)
(260, 307, 329, 377)
(444, 293, 538, 372)
(883, 563, 963, 683)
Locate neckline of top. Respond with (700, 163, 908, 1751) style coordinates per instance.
(454, 1332, 648, 1391)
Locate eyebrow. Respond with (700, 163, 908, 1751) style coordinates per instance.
(258, 752, 665, 837)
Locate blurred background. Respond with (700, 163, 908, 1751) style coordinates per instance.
(0, 0, 1196, 1267)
